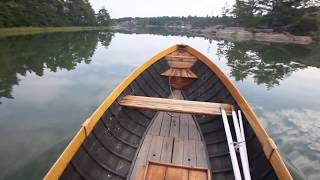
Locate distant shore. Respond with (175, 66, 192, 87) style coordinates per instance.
(112, 25, 314, 45)
(0, 26, 111, 38)
(0, 26, 316, 45)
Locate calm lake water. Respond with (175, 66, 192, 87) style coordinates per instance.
(0, 31, 319, 179)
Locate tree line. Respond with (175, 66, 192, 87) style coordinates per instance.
(229, 0, 320, 35)
(114, 16, 233, 28)
(0, 0, 111, 27)
(0, 31, 114, 102)
(115, 0, 319, 35)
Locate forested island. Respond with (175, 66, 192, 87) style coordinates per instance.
(0, 0, 111, 27)
(0, 0, 319, 44)
(114, 0, 319, 44)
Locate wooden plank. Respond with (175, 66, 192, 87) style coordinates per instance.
(167, 61, 196, 69)
(160, 137, 174, 163)
(195, 141, 208, 168)
(138, 135, 154, 162)
(120, 95, 233, 116)
(172, 89, 182, 100)
(183, 140, 196, 167)
(169, 113, 180, 138)
(179, 114, 189, 140)
(161, 68, 198, 78)
(166, 167, 188, 180)
(175, 90, 184, 100)
(130, 135, 153, 180)
(189, 170, 208, 180)
(148, 136, 164, 161)
(135, 165, 146, 180)
(188, 115, 200, 140)
(172, 139, 184, 165)
(148, 160, 209, 170)
(149, 112, 164, 136)
(146, 161, 210, 180)
(165, 55, 197, 60)
(160, 112, 171, 137)
(145, 164, 166, 180)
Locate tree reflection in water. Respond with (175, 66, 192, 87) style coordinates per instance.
(216, 40, 313, 88)
(0, 31, 114, 103)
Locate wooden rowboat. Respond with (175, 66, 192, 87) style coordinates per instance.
(45, 45, 292, 180)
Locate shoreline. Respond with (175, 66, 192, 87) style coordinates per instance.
(0, 26, 316, 45)
(112, 25, 314, 45)
(0, 26, 111, 38)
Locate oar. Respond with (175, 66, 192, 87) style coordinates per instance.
(221, 107, 242, 180)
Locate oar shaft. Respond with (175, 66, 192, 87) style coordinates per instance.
(232, 110, 251, 180)
(221, 109, 242, 180)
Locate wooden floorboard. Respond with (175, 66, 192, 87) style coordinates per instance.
(183, 139, 197, 167)
(179, 114, 189, 140)
(148, 136, 164, 162)
(160, 112, 171, 137)
(172, 138, 184, 165)
(188, 115, 201, 141)
(129, 90, 210, 180)
(165, 167, 188, 180)
(145, 164, 166, 180)
(169, 113, 180, 138)
(129, 135, 153, 180)
(149, 112, 163, 136)
(160, 137, 174, 163)
(196, 140, 208, 168)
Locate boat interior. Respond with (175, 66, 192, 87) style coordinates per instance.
(56, 46, 282, 180)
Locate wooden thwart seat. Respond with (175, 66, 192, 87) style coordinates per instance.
(120, 95, 232, 116)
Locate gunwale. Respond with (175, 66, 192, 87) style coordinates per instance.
(44, 44, 292, 180)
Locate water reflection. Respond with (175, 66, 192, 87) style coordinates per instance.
(114, 27, 319, 88)
(115, 26, 197, 38)
(258, 108, 320, 180)
(216, 41, 315, 88)
(0, 31, 319, 179)
(0, 31, 114, 103)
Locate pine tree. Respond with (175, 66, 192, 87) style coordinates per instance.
(96, 7, 111, 26)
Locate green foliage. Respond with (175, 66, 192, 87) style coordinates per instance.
(96, 7, 111, 26)
(0, 0, 104, 27)
(0, 31, 114, 101)
(114, 16, 233, 28)
(229, 0, 320, 34)
(216, 40, 312, 88)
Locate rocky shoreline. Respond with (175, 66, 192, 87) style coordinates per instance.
(192, 26, 313, 45)
(112, 25, 313, 45)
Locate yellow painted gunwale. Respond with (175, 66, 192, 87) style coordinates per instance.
(185, 46, 292, 180)
(44, 45, 177, 180)
(44, 44, 292, 180)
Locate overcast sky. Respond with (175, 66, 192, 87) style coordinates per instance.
(89, 0, 235, 18)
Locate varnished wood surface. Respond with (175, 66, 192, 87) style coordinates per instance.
(120, 95, 232, 116)
(46, 44, 291, 180)
(165, 49, 197, 69)
(161, 68, 198, 78)
(129, 90, 210, 180)
(141, 161, 210, 180)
